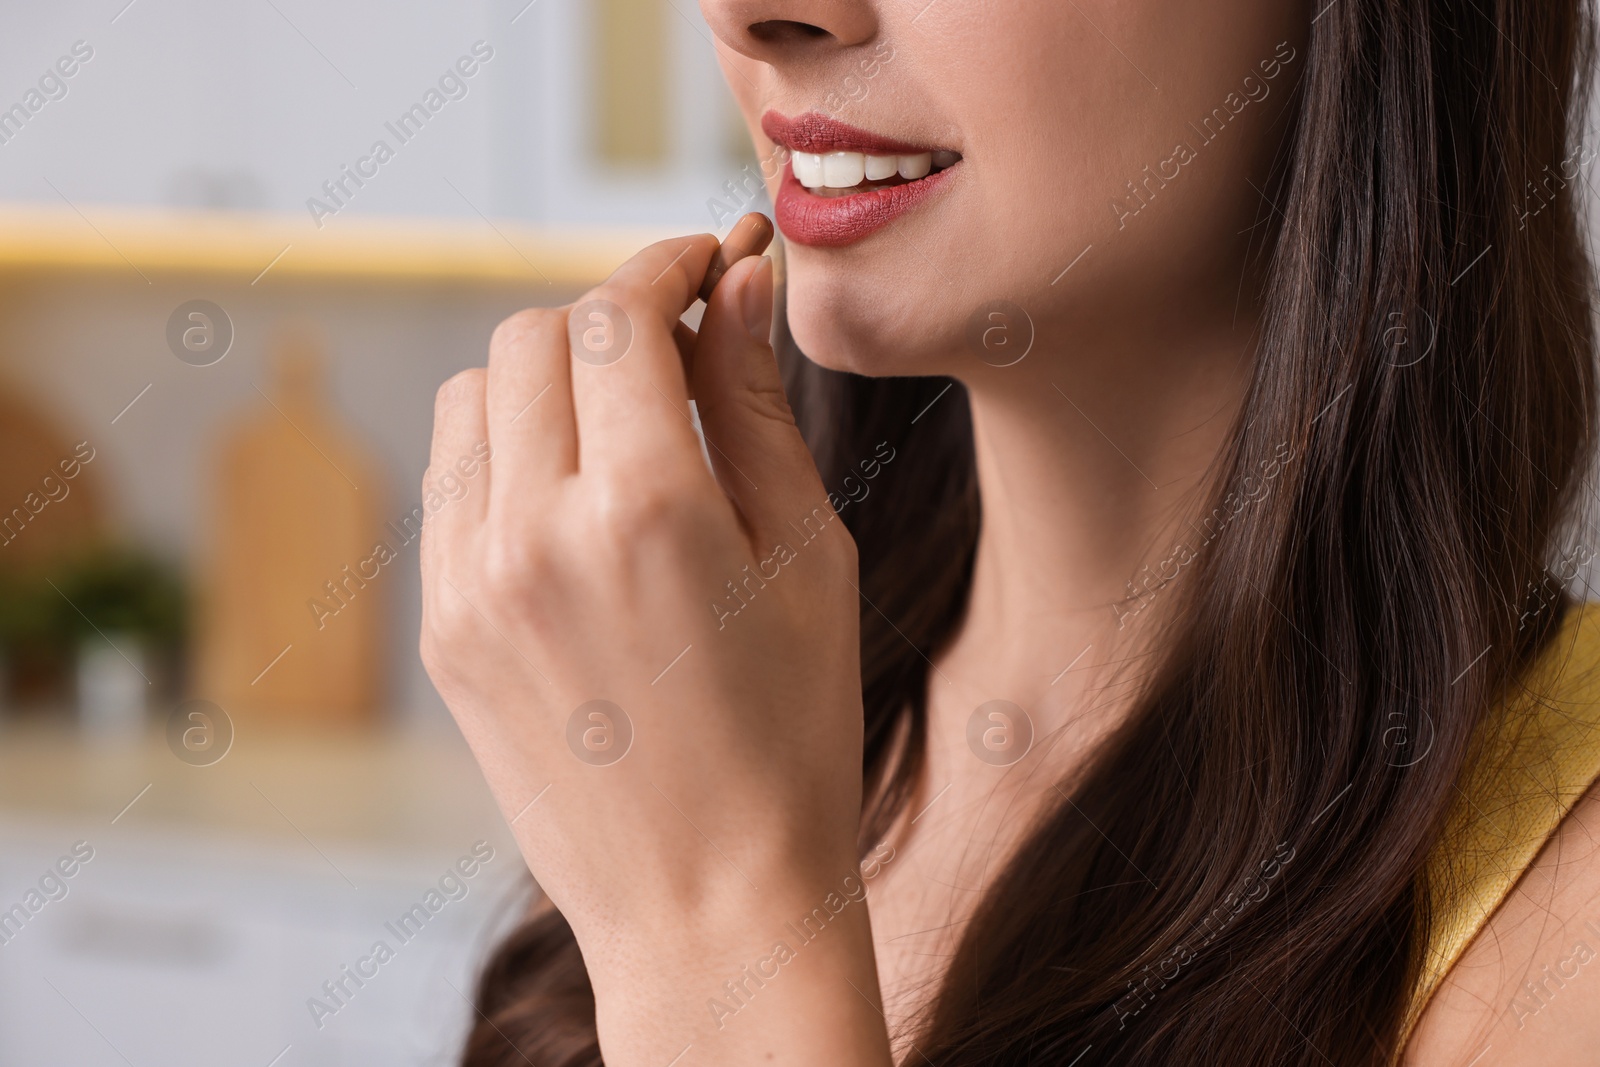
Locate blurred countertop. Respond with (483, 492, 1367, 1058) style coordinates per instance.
(0, 717, 526, 1067)
(0, 717, 506, 853)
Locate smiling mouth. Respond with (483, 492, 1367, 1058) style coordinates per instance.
(761, 110, 962, 246)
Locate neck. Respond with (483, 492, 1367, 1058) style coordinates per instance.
(930, 306, 1255, 749)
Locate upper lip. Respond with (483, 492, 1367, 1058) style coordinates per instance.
(761, 110, 950, 156)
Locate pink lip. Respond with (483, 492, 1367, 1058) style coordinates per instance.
(761, 110, 959, 247)
(761, 110, 941, 156)
(774, 167, 954, 247)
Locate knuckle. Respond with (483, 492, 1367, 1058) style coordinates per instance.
(587, 474, 702, 540)
(490, 307, 562, 354)
(584, 282, 641, 318)
(435, 368, 485, 414)
(425, 572, 472, 628)
(420, 587, 474, 672)
(419, 624, 477, 700)
(481, 528, 558, 594)
(591, 483, 662, 535)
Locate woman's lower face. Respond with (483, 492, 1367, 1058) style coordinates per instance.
(701, 0, 1309, 380)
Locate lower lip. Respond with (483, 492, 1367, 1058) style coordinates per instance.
(773, 164, 956, 248)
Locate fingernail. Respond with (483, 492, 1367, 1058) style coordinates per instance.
(742, 256, 774, 342)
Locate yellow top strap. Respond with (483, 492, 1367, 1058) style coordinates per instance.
(1404, 601, 1600, 1043)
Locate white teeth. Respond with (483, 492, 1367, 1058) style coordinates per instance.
(864, 154, 899, 181)
(792, 151, 824, 188)
(822, 151, 866, 188)
(898, 152, 932, 180)
(791, 148, 954, 189)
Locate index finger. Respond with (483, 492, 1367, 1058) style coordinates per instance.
(568, 233, 719, 472)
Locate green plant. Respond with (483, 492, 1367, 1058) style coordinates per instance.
(43, 544, 187, 649)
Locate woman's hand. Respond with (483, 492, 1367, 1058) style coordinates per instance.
(420, 235, 892, 1066)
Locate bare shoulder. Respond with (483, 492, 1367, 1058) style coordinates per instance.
(1406, 777, 1600, 1065)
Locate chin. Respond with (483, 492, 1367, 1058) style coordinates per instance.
(781, 255, 968, 379)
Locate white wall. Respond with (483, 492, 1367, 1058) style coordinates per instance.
(0, 0, 755, 229)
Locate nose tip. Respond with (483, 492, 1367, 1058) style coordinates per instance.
(700, 0, 879, 63)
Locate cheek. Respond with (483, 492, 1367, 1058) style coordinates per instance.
(956, 11, 1295, 307)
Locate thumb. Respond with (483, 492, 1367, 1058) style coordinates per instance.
(691, 254, 829, 541)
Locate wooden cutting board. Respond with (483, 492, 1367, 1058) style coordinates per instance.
(196, 334, 386, 728)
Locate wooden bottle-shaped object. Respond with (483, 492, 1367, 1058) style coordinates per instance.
(197, 335, 384, 727)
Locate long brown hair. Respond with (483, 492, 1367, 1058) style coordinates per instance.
(462, 1, 1599, 1063)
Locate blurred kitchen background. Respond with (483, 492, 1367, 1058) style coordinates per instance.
(0, 1, 762, 1064)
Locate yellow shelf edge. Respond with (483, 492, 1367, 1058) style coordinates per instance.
(0, 202, 682, 287)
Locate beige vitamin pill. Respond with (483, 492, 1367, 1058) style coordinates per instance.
(698, 212, 775, 303)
